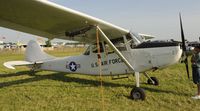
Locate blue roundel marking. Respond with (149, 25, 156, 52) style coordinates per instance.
(69, 61, 77, 72)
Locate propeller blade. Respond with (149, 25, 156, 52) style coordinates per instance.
(179, 13, 186, 51)
(179, 13, 190, 79)
(184, 57, 190, 79)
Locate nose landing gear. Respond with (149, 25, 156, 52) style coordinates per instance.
(147, 77, 159, 86)
(144, 72, 159, 86)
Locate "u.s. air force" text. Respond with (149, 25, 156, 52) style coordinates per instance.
(91, 58, 123, 68)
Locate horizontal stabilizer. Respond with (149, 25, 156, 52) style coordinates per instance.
(3, 61, 43, 69)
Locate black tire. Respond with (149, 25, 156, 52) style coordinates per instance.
(147, 77, 159, 86)
(29, 69, 35, 76)
(130, 87, 146, 100)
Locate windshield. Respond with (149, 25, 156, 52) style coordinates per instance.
(130, 32, 143, 44)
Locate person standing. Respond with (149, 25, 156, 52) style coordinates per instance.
(191, 45, 200, 99)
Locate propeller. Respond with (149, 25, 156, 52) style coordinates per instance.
(179, 13, 190, 79)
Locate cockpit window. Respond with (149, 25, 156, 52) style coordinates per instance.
(126, 33, 143, 49)
(83, 46, 90, 55)
(115, 43, 127, 51)
(83, 43, 105, 55)
(130, 32, 143, 43)
(92, 43, 104, 53)
(105, 44, 114, 54)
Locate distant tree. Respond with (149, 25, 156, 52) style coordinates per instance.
(45, 39, 52, 47)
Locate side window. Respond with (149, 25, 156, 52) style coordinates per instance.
(105, 44, 114, 54)
(115, 43, 127, 51)
(83, 46, 90, 55)
(130, 40, 137, 49)
(126, 34, 137, 49)
(92, 43, 104, 53)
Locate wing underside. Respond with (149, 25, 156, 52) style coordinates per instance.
(0, 0, 129, 43)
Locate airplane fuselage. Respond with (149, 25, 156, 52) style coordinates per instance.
(40, 42, 182, 75)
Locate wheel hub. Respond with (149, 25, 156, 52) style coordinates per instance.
(133, 92, 141, 99)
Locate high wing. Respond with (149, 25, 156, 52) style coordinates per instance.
(0, 0, 131, 43)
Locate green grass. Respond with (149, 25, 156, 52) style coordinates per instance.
(1, 49, 200, 111)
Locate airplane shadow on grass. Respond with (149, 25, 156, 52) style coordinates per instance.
(0, 71, 35, 77)
(0, 71, 190, 97)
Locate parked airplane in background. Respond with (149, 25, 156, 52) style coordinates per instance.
(0, 0, 189, 100)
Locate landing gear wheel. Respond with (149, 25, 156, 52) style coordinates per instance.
(147, 77, 159, 86)
(130, 87, 146, 100)
(29, 69, 35, 76)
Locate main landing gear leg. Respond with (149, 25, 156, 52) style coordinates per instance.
(130, 72, 146, 100)
(144, 72, 159, 86)
(29, 62, 37, 76)
(30, 68, 36, 76)
(97, 26, 145, 100)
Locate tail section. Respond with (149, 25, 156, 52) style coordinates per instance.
(25, 40, 55, 62)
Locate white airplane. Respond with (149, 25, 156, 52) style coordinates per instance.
(0, 0, 189, 100)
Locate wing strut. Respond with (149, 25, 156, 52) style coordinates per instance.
(96, 26, 134, 71)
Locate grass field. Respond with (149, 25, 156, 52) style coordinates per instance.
(1, 49, 200, 111)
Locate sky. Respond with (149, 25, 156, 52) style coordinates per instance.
(0, 0, 200, 43)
